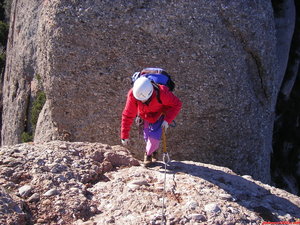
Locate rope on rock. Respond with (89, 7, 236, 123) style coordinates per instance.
(161, 128, 170, 225)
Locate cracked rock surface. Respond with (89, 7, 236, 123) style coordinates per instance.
(0, 141, 139, 224)
(0, 141, 300, 224)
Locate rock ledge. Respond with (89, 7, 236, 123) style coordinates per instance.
(0, 141, 299, 224)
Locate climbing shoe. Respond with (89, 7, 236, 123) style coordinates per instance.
(143, 153, 152, 166)
(152, 151, 158, 162)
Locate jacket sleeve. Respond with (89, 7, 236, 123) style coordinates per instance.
(160, 86, 182, 124)
(121, 89, 138, 139)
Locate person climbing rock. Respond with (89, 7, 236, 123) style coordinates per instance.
(121, 70, 182, 166)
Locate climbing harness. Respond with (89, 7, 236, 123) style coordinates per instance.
(161, 127, 170, 225)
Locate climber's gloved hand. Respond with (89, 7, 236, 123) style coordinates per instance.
(121, 139, 129, 146)
(161, 120, 169, 131)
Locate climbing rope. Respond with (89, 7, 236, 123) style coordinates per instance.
(135, 116, 144, 139)
(161, 128, 170, 225)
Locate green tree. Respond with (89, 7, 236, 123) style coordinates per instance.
(21, 132, 33, 143)
(0, 1, 5, 21)
(31, 91, 46, 132)
(22, 91, 46, 143)
(0, 21, 8, 46)
(0, 0, 12, 22)
(0, 52, 5, 71)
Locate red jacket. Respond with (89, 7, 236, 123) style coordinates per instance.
(121, 85, 182, 139)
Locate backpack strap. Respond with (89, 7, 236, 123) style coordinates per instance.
(152, 82, 162, 104)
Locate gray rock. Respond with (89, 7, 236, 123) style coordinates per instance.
(273, 0, 296, 90)
(228, 207, 239, 214)
(186, 201, 199, 210)
(128, 179, 149, 187)
(2, 0, 279, 184)
(219, 193, 233, 201)
(0, 142, 300, 224)
(0, 188, 28, 224)
(188, 213, 206, 221)
(204, 203, 221, 214)
(2, 182, 16, 190)
(1, 0, 41, 145)
(36, 159, 46, 166)
(18, 185, 32, 197)
(50, 163, 67, 173)
(127, 183, 140, 190)
(54, 175, 68, 183)
(28, 193, 40, 203)
(43, 188, 59, 197)
(271, 0, 300, 195)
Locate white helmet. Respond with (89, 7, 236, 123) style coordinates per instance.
(133, 77, 154, 101)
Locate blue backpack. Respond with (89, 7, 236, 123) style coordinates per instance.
(131, 68, 175, 92)
(131, 68, 177, 127)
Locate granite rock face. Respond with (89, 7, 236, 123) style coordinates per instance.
(0, 141, 299, 224)
(2, 0, 278, 183)
(271, 0, 300, 195)
(1, 0, 43, 144)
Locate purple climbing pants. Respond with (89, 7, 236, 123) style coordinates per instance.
(143, 116, 164, 156)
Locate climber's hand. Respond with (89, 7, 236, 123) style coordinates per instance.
(121, 139, 129, 146)
(161, 120, 169, 131)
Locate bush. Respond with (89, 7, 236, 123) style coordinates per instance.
(3, 0, 12, 22)
(31, 91, 46, 132)
(21, 87, 46, 143)
(21, 132, 33, 143)
(0, 52, 5, 71)
(0, 1, 5, 21)
(0, 21, 8, 46)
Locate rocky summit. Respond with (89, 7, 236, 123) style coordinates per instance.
(0, 141, 299, 224)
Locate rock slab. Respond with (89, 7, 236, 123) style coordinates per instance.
(0, 141, 300, 224)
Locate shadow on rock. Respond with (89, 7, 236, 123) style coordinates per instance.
(163, 161, 300, 222)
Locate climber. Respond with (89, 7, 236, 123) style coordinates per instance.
(121, 76, 182, 166)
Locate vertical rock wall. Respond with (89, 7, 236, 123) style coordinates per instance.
(272, 0, 300, 195)
(2, 0, 278, 183)
(1, 0, 44, 144)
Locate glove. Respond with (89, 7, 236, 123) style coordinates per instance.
(161, 120, 169, 131)
(121, 139, 129, 145)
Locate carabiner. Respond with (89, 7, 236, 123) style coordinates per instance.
(163, 152, 170, 165)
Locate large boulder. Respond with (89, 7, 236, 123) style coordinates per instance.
(2, 0, 278, 183)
